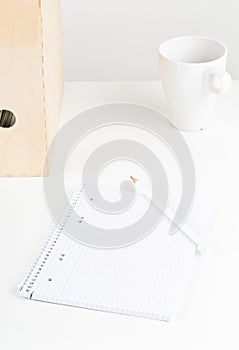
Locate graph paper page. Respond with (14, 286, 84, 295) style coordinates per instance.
(19, 186, 210, 321)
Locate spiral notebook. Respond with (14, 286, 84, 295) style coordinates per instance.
(18, 185, 210, 321)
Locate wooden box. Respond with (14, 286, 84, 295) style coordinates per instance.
(0, 0, 63, 176)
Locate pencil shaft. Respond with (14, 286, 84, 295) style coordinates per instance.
(135, 181, 207, 253)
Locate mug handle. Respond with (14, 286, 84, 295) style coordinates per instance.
(205, 67, 232, 94)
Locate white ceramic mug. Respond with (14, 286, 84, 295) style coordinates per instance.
(159, 36, 231, 131)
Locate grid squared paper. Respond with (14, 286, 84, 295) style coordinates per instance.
(18, 186, 210, 321)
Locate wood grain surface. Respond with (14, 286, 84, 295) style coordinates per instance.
(0, 0, 63, 176)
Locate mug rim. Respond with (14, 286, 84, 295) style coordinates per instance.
(158, 35, 227, 65)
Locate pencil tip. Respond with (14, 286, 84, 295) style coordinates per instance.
(130, 176, 138, 183)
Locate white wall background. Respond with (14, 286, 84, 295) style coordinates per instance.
(61, 0, 238, 81)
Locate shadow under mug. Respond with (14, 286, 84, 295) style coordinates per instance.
(159, 36, 231, 131)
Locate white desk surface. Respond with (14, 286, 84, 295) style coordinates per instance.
(1, 81, 239, 350)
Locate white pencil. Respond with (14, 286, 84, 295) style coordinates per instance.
(130, 176, 208, 254)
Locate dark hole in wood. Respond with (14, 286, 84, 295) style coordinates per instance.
(0, 110, 16, 128)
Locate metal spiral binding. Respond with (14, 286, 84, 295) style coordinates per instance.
(18, 185, 84, 297)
